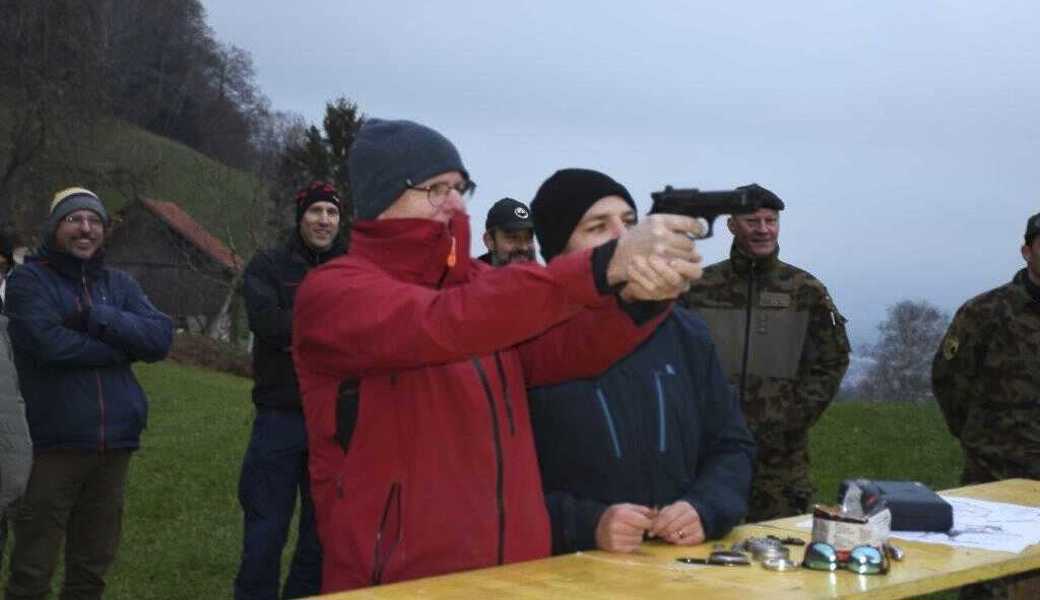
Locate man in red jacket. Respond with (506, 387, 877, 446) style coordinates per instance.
(293, 118, 704, 592)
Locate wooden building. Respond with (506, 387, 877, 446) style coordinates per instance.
(106, 198, 243, 334)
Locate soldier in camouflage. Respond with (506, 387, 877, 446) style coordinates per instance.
(933, 211, 1040, 600)
(681, 184, 850, 522)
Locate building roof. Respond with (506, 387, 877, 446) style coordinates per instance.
(138, 198, 243, 271)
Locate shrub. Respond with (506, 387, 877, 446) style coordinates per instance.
(167, 332, 251, 377)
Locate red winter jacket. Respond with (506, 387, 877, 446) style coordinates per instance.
(293, 215, 665, 592)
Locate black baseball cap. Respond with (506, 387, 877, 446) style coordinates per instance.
(1026, 212, 1040, 245)
(485, 197, 533, 232)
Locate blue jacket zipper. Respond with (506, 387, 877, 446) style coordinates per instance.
(595, 387, 622, 459)
(653, 364, 676, 453)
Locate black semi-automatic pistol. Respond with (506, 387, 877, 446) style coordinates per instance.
(649, 186, 762, 239)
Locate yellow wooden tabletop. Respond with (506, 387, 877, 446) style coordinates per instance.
(311, 479, 1040, 600)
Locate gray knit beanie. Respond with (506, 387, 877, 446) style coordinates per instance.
(348, 118, 469, 220)
(46, 187, 110, 234)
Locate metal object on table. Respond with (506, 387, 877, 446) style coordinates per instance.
(762, 557, 800, 572)
(733, 537, 791, 562)
(676, 550, 751, 567)
(884, 542, 906, 562)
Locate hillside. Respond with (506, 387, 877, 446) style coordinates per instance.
(0, 104, 267, 260)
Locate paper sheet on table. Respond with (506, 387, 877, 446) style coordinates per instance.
(795, 496, 1040, 554)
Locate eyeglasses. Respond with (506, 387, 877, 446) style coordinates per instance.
(405, 178, 476, 207)
(62, 214, 104, 229)
(802, 542, 889, 575)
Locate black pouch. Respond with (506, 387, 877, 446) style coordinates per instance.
(838, 479, 953, 532)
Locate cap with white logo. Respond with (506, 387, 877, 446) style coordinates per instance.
(486, 197, 534, 232)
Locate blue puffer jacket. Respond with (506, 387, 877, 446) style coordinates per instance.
(5, 245, 172, 451)
(529, 307, 756, 553)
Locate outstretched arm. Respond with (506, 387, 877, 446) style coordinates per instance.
(294, 249, 603, 379)
(294, 214, 703, 379)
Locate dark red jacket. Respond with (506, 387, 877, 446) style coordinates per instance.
(293, 215, 664, 592)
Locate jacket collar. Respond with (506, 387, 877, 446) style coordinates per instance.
(290, 229, 347, 267)
(349, 214, 472, 288)
(1013, 268, 1040, 303)
(729, 243, 780, 275)
(31, 242, 105, 281)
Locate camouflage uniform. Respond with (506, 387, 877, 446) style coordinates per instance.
(933, 268, 1040, 600)
(933, 268, 1040, 484)
(682, 245, 850, 522)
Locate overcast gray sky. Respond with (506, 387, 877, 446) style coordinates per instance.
(203, 0, 1039, 348)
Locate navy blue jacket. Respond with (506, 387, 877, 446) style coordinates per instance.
(242, 232, 345, 409)
(529, 307, 755, 553)
(5, 246, 172, 451)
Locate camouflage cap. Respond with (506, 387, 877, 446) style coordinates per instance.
(1026, 212, 1040, 245)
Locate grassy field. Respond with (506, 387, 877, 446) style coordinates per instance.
(105, 362, 255, 599)
(1, 362, 967, 598)
(810, 400, 963, 505)
(1, 361, 256, 599)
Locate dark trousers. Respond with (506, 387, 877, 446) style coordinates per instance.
(234, 408, 322, 600)
(4, 450, 131, 600)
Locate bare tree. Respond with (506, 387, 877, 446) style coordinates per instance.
(0, 0, 112, 230)
(184, 156, 275, 340)
(854, 299, 950, 403)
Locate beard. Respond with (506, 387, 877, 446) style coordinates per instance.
(492, 247, 536, 267)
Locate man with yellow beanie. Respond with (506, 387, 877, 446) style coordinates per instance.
(4, 187, 172, 600)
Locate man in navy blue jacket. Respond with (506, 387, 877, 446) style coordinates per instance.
(4, 187, 172, 600)
(234, 182, 345, 600)
(528, 169, 755, 554)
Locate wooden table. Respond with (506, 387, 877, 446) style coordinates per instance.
(313, 479, 1040, 599)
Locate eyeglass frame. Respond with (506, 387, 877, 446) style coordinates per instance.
(405, 178, 477, 208)
(61, 214, 105, 229)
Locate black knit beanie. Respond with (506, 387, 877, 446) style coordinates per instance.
(348, 118, 468, 221)
(530, 168, 637, 262)
(295, 181, 342, 223)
